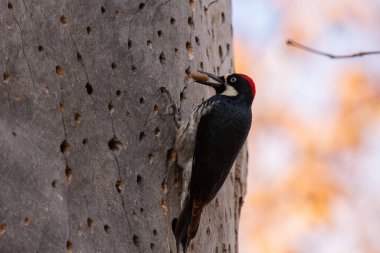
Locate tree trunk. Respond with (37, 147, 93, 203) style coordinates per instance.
(0, 0, 247, 252)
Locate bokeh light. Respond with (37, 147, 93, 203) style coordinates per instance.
(233, 0, 380, 252)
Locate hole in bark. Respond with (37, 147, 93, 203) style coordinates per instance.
(108, 102, 115, 114)
(137, 174, 142, 184)
(153, 105, 159, 114)
(215, 247, 219, 253)
(60, 15, 68, 26)
(161, 199, 168, 213)
(52, 180, 58, 188)
(157, 30, 163, 37)
(221, 12, 225, 23)
(74, 113, 81, 124)
(115, 10, 121, 16)
(153, 229, 157, 236)
(24, 217, 30, 225)
(0, 224, 6, 235)
(3, 71, 10, 81)
(101, 6, 105, 13)
(60, 140, 70, 155)
(108, 137, 123, 154)
(219, 45, 223, 59)
(87, 217, 93, 228)
(82, 138, 88, 145)
(222, 243, 227, 252)
(206, 227, 210, 235)
(139, 131, 146, 140)
(116, 180, 124, 193)
(180, 92, 186, 103)
(226, 43, 230, 54)
(215, 198, 219, 207)
(195, 36, 200, 46)
(65, 166, 73, 184)
(11, 131, 16, 136)
(85, 82, 93, 94)
(186, 42, 194, 60)
(77, 52, 83, 64)
(150, 243, 155, 250)
(139, 3, 145, 10)
(38, 45, 44, 51)
(154, 127, 160, 137)
(125, 111, 131, 119)
(140, 207, 144, 213)
(170, 17, 175, 24)
(191, 243, 195, 251)
(86, 26, 91, 34)
(131, 65, 137, 72)
(116, 90, 122, 97)
(133, 235, 140, 246)
(188, 17, 194, 29)
(159, 52, 166, 64)
(132, 210, 138, 220)
(162, 181, 168, 194)
(66, 240, 73, 253)
(139, 97, 144, 104)
(8, 2, 13, 10)
(189, 0, 195, 11)
(128, 40, 132, 49)
(60, 102, 65, 112)
(147, 40, 153, 49)
(148, 153, 154, 164)
(111, 62, 117, 69)
(56, 65, 64, 77)
(217, 66, 220, 75)
(174, 48, 178, 54)
(166, 148, 176, 163)
(104, 224, 110, 233)
(200, 61, 204, 70)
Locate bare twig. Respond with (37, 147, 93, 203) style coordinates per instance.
(286, 39, 380, 59)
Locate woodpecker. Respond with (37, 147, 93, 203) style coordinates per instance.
(172, 70, 256, 253)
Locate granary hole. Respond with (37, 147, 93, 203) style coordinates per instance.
(60, 15, 68, 26)
(150, 243, 155, 250)
(87, 217, 94, 228)
(140, 207, 144, 213)
(38, 45, 44, 52)
(86, 26, 91, 34)
(153, 105, 159, 114)
(133, 235, 140, 247)
(56, 65, 64, 77)
(116, 180, 124, 193)
(52, 180, 58, 188)
(24, 217, 30, 225)
(131, 65, 137, 72)
(219, 45, 223, 60)
(148, 153, 154, 164)
(153, 229, 157, 236)
(65, 166, 73, 185)
(170, 17, 176, 24)
(136, 174, 142, 185)
(125, 111, 131, 119)
(104, 224, 110, 233)
(7, 2, 13, 10)
(139, 3, 145, 10)
(128, 40, 132, 49)
(139, 97, 144, 104)
(159, 52, 166, 64)
(221, 12, 225, 23)
(82, 138, 88, 145)
(0, 224, 6, 235)
(101, 6, 105, 13)
(188, 17, 194, 30)
(108, 137, 123, 154)
(147, 40, 153, 49)
(108, 102, 115, 114)
(195, 36, 200, 46)
(60, 140, 71, 155)
(111, 62, 117, 69)
(189, 0, 195, 11)
(3, 71, 10, 81)
(85, 82, 93, 94)
(180, 92, 186, 103)
(74, 113, 81, 124)
(186, 42, 194, 60)
(157, 30, 163, 37)
(139, 131, 146, 140)
(200, 62, 204, 71)
(77, 52, 83, 64)
(66, 240, 73, 253)
(154, 127, 160, 137)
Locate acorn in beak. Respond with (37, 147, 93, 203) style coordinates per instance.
(191, 70, 225, 88)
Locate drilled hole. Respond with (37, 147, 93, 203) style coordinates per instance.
(189, 0, 195, 11)
(73, 113, 81, 124)
(77, 52, 83, 64)
(185, 66, 191, 76)
(116, 90, 122, 97)
(60, 101, 65, 112)
(139, 131, 146, 140)
(219, 45, 223, 59)
(153, 229, 157, 236)
(159, 52, 166, 64)
(38, 45, 44, 51)
(0, 224, 6, 235)
(87, 217, 93, 228)
(104, 224, 110, 233)
(137, 174, 142, 185)
(86, 26, 91, 34)
(7, 2, 13, 10)
(115, 10, 121, 16)
(101, 6, 105, 13)
(157, 30, 163, 37)
(65, 166, 73, 185)
(56, 65, 64, 77)
(11, 131, 16, 137)
(66, 240, 73, 253)
(167, 148, 177, 164)
(148, 153, 154, 164)
(24, 217, 30, 225)
(108, 102, 115, 114)
(161, 199, 168, 213)
(206, 227, 210, 235)
(60, 15, 68, 26)
(147, 40, 153, 49)
(128, 40, 132, 49)
(52, 180, 58, 188)
(215, 198, 219, 207)
(180, 92, 186, 103)
(125, 111, 131, 119)
(108, 137, 123, 154)
(139, 3, 145, 10)
(133, 235, 140, 247)
(200, 61, 204, 70)
(186, 42, 194, 60)
(116, 180, 124, 193)
(195, 36, 200, 46)
(140, 207, 144, 213)
(170, 17, 175, 24)
(188, 17, 194, 30)
(162, 181, 168, 194)
(150, 243, 155, 250)
(132, 210, 138, 220)
(139, 97, 144, 104)
(60, 140, 70, 155)
(221, 12, 225, 23)
(131, 65, 137, 72)
(154, 127, 160, 137)
(85, 82, 93, 94)
(111, 62, 117, 69)
(174, 48, 178, 54)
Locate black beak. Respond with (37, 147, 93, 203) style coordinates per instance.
(194, 70, 225, 88)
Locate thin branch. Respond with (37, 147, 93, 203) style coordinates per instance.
(286, 39, 380, 59)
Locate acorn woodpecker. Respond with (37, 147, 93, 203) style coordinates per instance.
(172, 70, 256, 253)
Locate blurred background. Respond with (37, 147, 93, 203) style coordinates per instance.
(232, 0, 380, 252)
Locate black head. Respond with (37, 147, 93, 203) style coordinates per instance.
(193, 71, 256, 105)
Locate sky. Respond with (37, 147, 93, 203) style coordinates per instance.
(232, 0, 380, 252)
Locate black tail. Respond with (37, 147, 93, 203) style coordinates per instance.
(172, 196, 192, 253)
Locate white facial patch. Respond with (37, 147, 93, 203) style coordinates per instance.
(221, 85, 238, 97)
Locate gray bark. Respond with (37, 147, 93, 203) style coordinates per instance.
(0, 0, 247, 252)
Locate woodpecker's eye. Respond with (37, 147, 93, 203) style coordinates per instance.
(230, 77, 237, 83)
